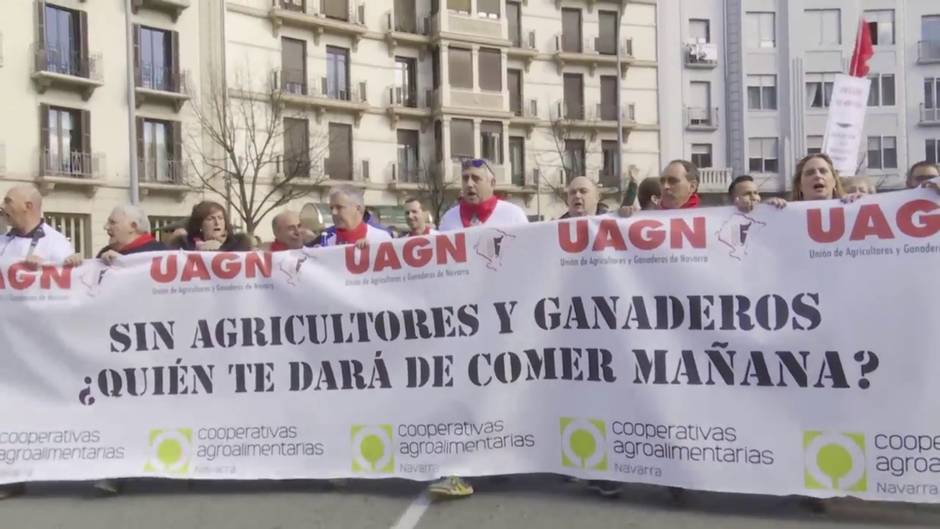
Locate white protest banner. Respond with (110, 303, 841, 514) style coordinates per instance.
(823, 74, 871, 174)
(0, 188, 938, 503)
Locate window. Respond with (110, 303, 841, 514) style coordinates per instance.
(325, 46, 349, 99)
(805, 9, 841, 46)
(450, 119, 473, 159)
(478, 48, 502, 91)
(564, 140, 585, 181)
(562, 8, 582, 53)
(40, 104, 90, 177)
(688, 81, 712, 125)
(597, 11, 618, 55)
(480, 121, 502, 164)
(509, 137, 525, 186)
(927, 139, 940, 164)
(745, 12, 775, 49)
(925, 78, 940, 109)
(283, 118, 309, 179)
(447, 0, 470, 15)
(867, 136, 897, 169)
(322, 0, 348, 21)
(395, 56, 417, 107)
(281, 37, 306, 95)
(139, 118, 182, 183)
(41, 4, 87, 77)
(396, 129, 419, 183)
(689, 19, 710, 43)
(806, 74, 836, 108)
(600, 76, 618, 120)
(508, 69, 522, 115)
(563, 73, 584, 119)
(507, 1, 522, 47)
(448, 47, 472, 89)
(137, 26, 179, 92)
(691, 144, 712, 169)
(327, 123, 352, 180)
(44, 212, 91, 257)
(923, 15, 940, 41)
(394, 0, 417, 33)
(867, 74, 895, 107)
(477, 0, 499, 19)
(601, 140, 620, 187)
(748, 138, 779, 173)
(747, 75, 777, 110)
(865, 10, 895, 46)
(807, 136, 823, 155)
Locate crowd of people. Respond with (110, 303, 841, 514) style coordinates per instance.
(0, 154, 938, 502)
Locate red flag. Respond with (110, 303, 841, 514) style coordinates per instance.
(849, 18, 874, 77)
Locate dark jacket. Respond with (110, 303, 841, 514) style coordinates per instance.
(171, 233, 254, 252)
(96, 237, 167, 258)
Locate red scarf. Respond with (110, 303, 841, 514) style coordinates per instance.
(120, 233, 156, 254)
(270, 240, 290, 252)
(411, 226, 432, 236)
(458, 196, 499, 227)
(335, 222, 368, 245)
(679, 193, 701, 209)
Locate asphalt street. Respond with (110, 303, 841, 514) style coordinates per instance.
(1, 476, 939, 529)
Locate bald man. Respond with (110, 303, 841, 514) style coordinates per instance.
(0, 185, 77, 266)
(560, 176, 601, 218)
(270, 210, 306, 251)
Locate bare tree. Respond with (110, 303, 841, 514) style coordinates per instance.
(185, 75, 329, 235)
(533, 116, 598, 202)
(411, 159, 458, 225)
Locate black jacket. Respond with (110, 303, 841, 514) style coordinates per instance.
(96, 238, 168, 258)
(171, 233, 254, 252)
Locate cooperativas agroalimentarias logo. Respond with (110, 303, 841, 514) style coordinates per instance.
(803, 431, 867, 492)
(560, 417, 607, 471)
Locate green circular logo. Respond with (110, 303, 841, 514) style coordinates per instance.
(157, 438, 184, 465)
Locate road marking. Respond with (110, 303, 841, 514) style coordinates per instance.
(390, 491, 433, 529)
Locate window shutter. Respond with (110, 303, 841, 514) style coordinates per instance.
(136, 118, 145, 177)
(39, 104, 50, 173)
(133, 25, 141, 86)
(35, 1, 46, 51)
(78, 11, 89, 77)
(170, 31, 181, 92)
(80, 110, 92, 175)
(172, 121, 183, 165)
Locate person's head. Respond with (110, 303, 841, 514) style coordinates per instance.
(842, 176, 877, 195)
(271, 210, 303, 250)
(637, 177, 662, 210)
(403, 198, 429, 233)
(907, 161, 940, 189)
(659, 160, 699, 209)
(791, 153, 844, 201)
(565, 176, 600, 217)
(329, 185, 365, 230)
(105, 205, 151, 248)
(1, 185, 44, 233)
(728, 175, 760, 204)
(186, 201, 230, 243)
(460, 159, 496, 205)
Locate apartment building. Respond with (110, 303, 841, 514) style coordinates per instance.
(0, 0, 660, 255)
(658, 0, 940, 197)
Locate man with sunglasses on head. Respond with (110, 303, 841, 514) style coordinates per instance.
(438, 159, 528, 231)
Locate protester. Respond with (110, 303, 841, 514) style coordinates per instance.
(637, 177, 662, 210)
(841, 176, 877, 195)
(403, 198, 437, 236)
(269, 210, 305, 251)
(172, 201, 252, 251)
(907, 161, 940, 189)
(728, 175, 762, 212)
(309, 185, 392, 247)
(559, 176, 600, 219)
(94, 205, 167, 265)
(438, 159, 528, 230)
(619, 160, 698, 217)
(0, 185, 78, 267)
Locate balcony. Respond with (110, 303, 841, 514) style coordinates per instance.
(382, 10, 430, 57)
(139, 158, 190, 200)
(31, 45, 103, 100)
(385, 86, 432, 129)
(917, 40, 940, 65)
(37, 149, 106, 197)
(434, 86, 508, 116)
(920, 104, 940, 126)
(507, 30, 538, 71)
(552, 35, 633, 77)
(509, 98, 540, 138)
(550, 101, 638, 140)
(684, 42, 718, 68)
(273, 70, 369, 125)
(427, 9, 507, 45)
(131, 0, 191, 21)
(135, 66, 191, 111)
(684, 106, 719, 131)
(268, 0, 367, 50)
(696, 168, 733, 193)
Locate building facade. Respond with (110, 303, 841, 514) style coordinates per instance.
(0, 0, 661, 255)
(658, 0, 940, 196)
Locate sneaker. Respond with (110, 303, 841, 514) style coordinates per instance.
(0, 484, 25, 500)
(587, 480, 622, 498)
(93, 479, 120, 496)
(428, 476, 474, 498)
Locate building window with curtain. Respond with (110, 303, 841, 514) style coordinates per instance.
(867, 136, 898, 169)
(41, 4, 87, 77)
(747, 75, 777, 110)
(744, 12, 775, 49)
(806, 74, 836, 109)
(325, 46, 349, 100)
(41, 104, 91, 177)
(450, 119, 474, 159)
(448, 47, 472, 89)
(137, 26, 177, 91)
(564, 139, 585, 181)
(691, 144, 712, 169)
(509, 137, 524, 186)
(477, 0, 499, 19)
(805, 9, 841, 46)
(478, 48, 502, 91)
(748, 138, 779, 173)
(600, 140, 619, 187)
(396, 129, 420, 183)
(480, 121, 503, 164)
(867, 74, 896, 107)
(281, 37, 306, 95)
(283, 117, 310, 179)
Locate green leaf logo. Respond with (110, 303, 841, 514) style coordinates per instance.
(560, 418, 607, 470)
(144, 428, 193, 475)
(803, 431, 866, 492)
(351, 425, 394, 473)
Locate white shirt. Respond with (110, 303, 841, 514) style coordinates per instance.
(438, 200, 529, 232)
(0, 222, 74, 263)
(318, 224, 392, 247)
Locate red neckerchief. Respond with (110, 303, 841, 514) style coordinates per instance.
(681, 193, 701, 209)
(270, 240, 289, 252)
(120, 233, 156, 254)
(458, 196, 499, 227)
(336, 222, 368, 245)
(412, 226, 432, 236)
